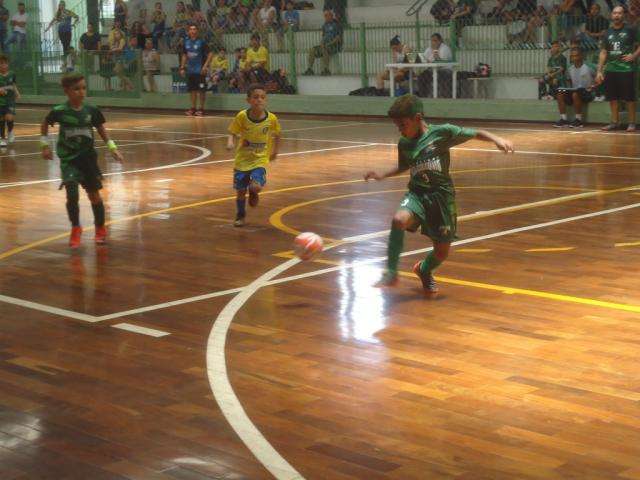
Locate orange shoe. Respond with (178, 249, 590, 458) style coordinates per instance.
(69, 226, 82, 248)
(95, 226, 107, 244)
(413, 261, 438, 295)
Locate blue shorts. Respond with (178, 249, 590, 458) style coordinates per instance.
(233, 167, 267, 191)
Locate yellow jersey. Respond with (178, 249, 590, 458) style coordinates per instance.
(210, 55, 229, 72)
(245, 46, 269, 70)
(228, 109, 281, 171)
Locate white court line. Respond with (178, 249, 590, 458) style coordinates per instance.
(0, 294, 100, 322)
(0, 143, 376, 189)
(112, 323, 171, 337)
(204, 200, 640, 480)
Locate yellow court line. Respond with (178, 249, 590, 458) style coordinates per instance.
(278, 253, 640, 315)
(615, 241, 640, 247)
(2, 159, 638, 262)
(526, 247, 575, 252)
(456, 248, 492, 253)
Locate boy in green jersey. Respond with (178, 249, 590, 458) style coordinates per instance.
(364, 95, 514, 295)
(0, 54, 20, 147)
(539, 41, 567, 100)
(40, 73, 124, 248)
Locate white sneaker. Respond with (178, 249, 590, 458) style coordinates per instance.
(0, 139, 7, 147)
(7, 132, 14, 144)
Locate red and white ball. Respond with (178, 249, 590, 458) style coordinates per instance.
(293, 232, 324, 261)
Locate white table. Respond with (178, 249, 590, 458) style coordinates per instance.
(386, 62, 460, 99)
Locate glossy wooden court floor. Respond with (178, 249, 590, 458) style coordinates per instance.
(1, 107, 640, 480)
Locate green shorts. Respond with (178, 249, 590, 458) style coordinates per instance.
(399, 189, 457, 243)
(60, 151, 103, 192)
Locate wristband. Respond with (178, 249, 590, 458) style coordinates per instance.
(107, 139, 118, 152)
(39, 136, 49, 149)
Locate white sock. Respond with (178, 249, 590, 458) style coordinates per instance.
(576, 114, 582, 120)
(560, 114, 567, 120)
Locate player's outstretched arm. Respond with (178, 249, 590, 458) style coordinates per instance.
(40, 119, 52, 160)
(96, 124, 124, 162)
(475, 129, 515, 154)
(364, 167, 403, 181)
(226, 134, 235, 150)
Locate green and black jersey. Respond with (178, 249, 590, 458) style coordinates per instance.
(602, 26, 640, 73)
(547, 53, 568, 83)
(0, 71, 17, 106)
(45, 102, 106, 164)
(398, 123, 476, 196)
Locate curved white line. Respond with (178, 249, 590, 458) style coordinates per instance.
(207, 257, 306, 480)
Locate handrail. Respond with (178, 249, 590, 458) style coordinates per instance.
(406, 0, 430, 17)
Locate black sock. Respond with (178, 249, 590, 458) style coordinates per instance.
(7, 121, 13, 133)
(91, 201, 105, 227)
(0, 120, 5, 138)
(65, 184, 80, 227)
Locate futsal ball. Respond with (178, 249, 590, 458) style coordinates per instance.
(293, 232, 324, 261)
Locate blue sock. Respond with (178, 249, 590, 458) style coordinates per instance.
(236, 198, 246, 218)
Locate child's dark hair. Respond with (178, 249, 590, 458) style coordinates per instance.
(251, 33, 261, 42)
(387, 94, 423, 119)
(247, 83, 266, 97)
(61, 73, 85, 89)
(0, 54, 8, 63)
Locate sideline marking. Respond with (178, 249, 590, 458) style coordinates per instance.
(112, 323, 171, 337)
(526, 247, 575, 252)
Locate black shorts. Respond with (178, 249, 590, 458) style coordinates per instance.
(187, 73, 206, 92)
(558, 88, 594, 105)
(604, 71, 637, 102)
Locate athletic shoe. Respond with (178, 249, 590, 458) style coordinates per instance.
(553, 119, 569, 128)
(233, 216, 245, 227)
(248, 190, 259, 207)
(594, 95, 605, 102)
(569, 119, 584, 128)
(413, 261, 438, 295)
(7, 132, 15, 144)
(195, 109, 204, 117)
(601, 123, 620, 131)
(374, 270, 398, 288)
(627, 123, 636, 132)
(69, 226, 82, 248)
(0, 138, 6, 147)
(185, 108, 196, 116)
(94, 226, 107, 244)
(303, 68, 314, 75)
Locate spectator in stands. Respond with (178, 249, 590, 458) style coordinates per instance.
(630, 0, 640, 27)
(187, 3, 207, 25)
(578, 3, 609, 49)
(451, 0, 476, 42)
(376, 35, 411, 94)
(99, 44, 115, 91)
(431, 0, 456, 24)
(151, 2, 167, 51)
(209, 46, 229, 91)
(0, 0, 8, 53)
(283, 1, 300, 32)
(244, 33, 270, 83)
(324, 0, 347, 26)
(539, 40, 567, 99)
(6, 2, 28, 53)
(255, 0, 282, 50)
(303, 9, 342, 76)
(116, 36, 137, 91)
(142, 37, 160, 92)
(79, 23, 100, 51)
(65, 46, 77, 72)
(108, 20, 125, 48)
(110, 27, 126, 53)
(229, 46, 247, 92)
(130, 21, 148, 50)
(558, 0, 584, 41)
(46, 1, 79, 58)
(553, 49, 594, 127)
(114, 0, 128, 29)
(168, 2, 190, 51)
(237, 3, 254, 31)
(228, 6, 249, 32)
(418, 33, 453, 97)
(596, 5, 639, 131)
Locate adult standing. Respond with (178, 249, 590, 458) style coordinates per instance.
(114, 0, 128, 30)
(596, 5, 640, 131)
(180, 24, 211, 116)
(46, 1, 79, 57)
(0, 0, 9, 53)
(6, 2, 27, 53)
(79, 23, 100, 52)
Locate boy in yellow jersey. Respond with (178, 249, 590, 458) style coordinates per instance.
(226, 83, 281, 227)
(244, 33, 270, 84)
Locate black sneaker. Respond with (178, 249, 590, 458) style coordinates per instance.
(553, 119, 569, 128)
(570, 119, 584, 128)
(412, 262, 438, 295)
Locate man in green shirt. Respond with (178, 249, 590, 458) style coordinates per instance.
(41, 73, 124, 248)
(364, 94, 514, 295)
(596, 6, 640, 131)
(0, 53, 19, 146)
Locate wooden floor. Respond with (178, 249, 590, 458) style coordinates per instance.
(1, 107, 640, 480)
